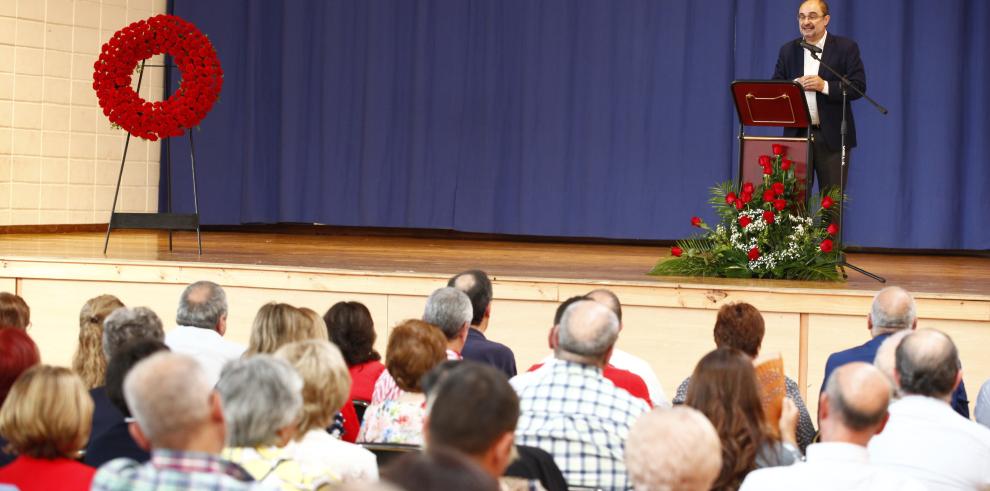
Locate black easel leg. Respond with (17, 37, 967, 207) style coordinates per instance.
(165, 138, 173, 251)
(103, 133, 133, 255)
(188, 132, 202, 255)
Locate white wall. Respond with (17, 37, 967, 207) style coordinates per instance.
(0, 0, 168, 226)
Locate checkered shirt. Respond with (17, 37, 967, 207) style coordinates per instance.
(511, 359, 649, 490)
(91, 449, 274, 491)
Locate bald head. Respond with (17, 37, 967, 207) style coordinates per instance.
(896, 328, 960, 399)
(824, 362, 891, 434)
(557, 300, 619, 364)
(586, 289, 622, 323)
(124, 352, 216, 449)
(869, 287, 916, 336)
(447, 270, 492, 326)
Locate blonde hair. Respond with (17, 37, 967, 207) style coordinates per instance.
(0, 365, 93, 459)
(275, 339, 351, 435)
(247, 303, 316, 355)
(72, 295, 125, 389)
(299, 307, 330, 342)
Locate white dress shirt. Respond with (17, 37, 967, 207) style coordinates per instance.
(869, 395, 990, 491)
(802, 31, 829, 125)
(164, 325, 246, 386)
(741, 442, 924, 491)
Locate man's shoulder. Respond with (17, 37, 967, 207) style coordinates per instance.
(740, 463, 800, 490)
(91, 457, 146, 489)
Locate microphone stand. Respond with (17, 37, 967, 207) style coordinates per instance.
(808, 49, 888, 283)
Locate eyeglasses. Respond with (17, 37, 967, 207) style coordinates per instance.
(798, 13, 824, 22)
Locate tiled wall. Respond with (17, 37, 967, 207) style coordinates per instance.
(0, 0, 167, 226)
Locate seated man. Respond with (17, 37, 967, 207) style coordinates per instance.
(448, 270, 517, 378)
(512, 300, 649, 490)
(869, 329, 990, 490)
(822, 286, 969, 417)
(165, 281, 245, 387)
(626, 406, 722, 491)
(90, 352, 267, 490)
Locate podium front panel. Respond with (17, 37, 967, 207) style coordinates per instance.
(739, 137, 811, 206)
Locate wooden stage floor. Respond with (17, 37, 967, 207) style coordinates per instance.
(0, 229, 987, 298)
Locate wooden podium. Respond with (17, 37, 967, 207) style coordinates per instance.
(731, 80, 814, 207)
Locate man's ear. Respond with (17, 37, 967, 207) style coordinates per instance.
(128, 421, 152, 451)
(484, 303, 492, 319)
(491, 432, 516, 474)
(216, 314, 227, 336)
(873, 411, 890, 435)
(548, 326, 559, 350)
(460, 322, 470, 343)
(209, 390, 224, 423)
(867, 313, 873, 333)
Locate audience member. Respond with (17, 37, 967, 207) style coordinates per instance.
(84, 339, 169, 468)
(91, 352, 265, 490)
(359, 320, 448, 445)
(822, 286, 969, 417)
(977, 379, 990, 429)
(871, 329, 911, 391)
(165, 280, 244, 386)
(0, 327, 40, 466)
(218, 355, 335, 490)
(626, 406, 722, 491)
(586, 288, 670, 406)
(370, 288, 471, 404)
(424, 361, 545, 491)
(0, 365, 95, 490)
(0, 292, 29, 330)
(382, 447, 500, 491)
(324, 301, 385, 403)
(674, 302, 815, 450)
(72, 294, 125, 389)
(246, 302, 315, 355)
(869, 329, 990, 490)
(685, 348, 801, 491)
(512, 300, 649, 490)
(741, 362, 924, 490)
(530, 295, 653, 407)
(275, 339, 378, 482)
(298, 307, 330, 342)
(448, 270, 517, 378)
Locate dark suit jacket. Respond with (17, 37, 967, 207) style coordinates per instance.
(87, 386, 124, 447)
(822, 333, 970, 418)
(461, 328, 517, 378)
(772, 33, 866, 151)
(83, 420, 150, 468)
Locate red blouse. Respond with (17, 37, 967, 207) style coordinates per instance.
(0, 456, 95, 491)
(348, 360, 386, 403)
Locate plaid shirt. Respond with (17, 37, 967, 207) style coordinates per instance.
(511, 359, 649, 490)
(91, 449, 274, 491)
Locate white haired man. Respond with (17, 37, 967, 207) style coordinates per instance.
(165, 281, 245, 386)
(626, 406, 722, 491)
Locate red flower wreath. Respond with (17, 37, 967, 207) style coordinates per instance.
(92, 14, 223, 141)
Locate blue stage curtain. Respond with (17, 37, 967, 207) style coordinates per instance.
(165, 0, 989, 249)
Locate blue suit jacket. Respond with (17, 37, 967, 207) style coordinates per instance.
(461, 328, 517, 378)
(822, 333, 970, 418)
(772, 33, 866, 151)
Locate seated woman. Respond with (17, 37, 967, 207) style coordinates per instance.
(0, 292, 30, 330)
(72, 295, 125, 390)
(324, 301, 385, 404)
(0, 328, 41, 467)
(0, 365, 95, 490)
(684, 348, 801, 491)
(275, 339, 378, 482)
(357, 320, 447, 445)
(218, 355, 337, 490)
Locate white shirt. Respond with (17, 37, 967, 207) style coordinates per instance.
(869, 395, 990, 491)
(164, 325, 246, 386)
(801, 31, 829, 125)
(287, 429, 378, 483)
(741, 442, 925, 491)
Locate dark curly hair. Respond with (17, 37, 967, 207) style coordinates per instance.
(323, 301, 381, 366)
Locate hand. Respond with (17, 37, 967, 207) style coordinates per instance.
(797, 75, 826, 92)
(778, 397, 798, 445)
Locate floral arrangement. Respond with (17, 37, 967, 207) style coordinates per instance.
(650, 144, 843, 280)
(93, 15, 223, 141)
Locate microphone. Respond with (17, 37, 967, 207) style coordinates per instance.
(799, 41, 822, 54)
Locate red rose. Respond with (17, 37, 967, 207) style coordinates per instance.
(773, 199, 787, 211)
(822, 196, 834, 209)
(734, 200, 745, 211)
(772, 144, 784, 156)
(763, 165, 773, 175)
(781, 159, 792, 171)
(725, 192, 737, 204)
(820, 239, 834, 253)
(827, 223, 839, 235)
(691, 216, 702, 227)
(772, 182, 785, 195)
(759, 155, 771, 167)
(739, 216, 752, 228)
(742, 182, 755, 194)
(763, 210, 775, 224)
(671, 246, 683, 257)
(762, 189, 776, 202)
(748, 247, 761, 261)
(740, 192, 752, 204)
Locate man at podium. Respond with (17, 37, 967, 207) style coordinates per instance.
(772, 0, 866, 194)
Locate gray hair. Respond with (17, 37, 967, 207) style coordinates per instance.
(558, 300, 619, 359)
(176, 281, 228, 330)
(124, 352, 214, 448)
(216, 355, 303, 447)
(626, 407, 722, 491)
(869, 286, 916, 335)
(422, 287, 472, 340)
(103, 307, 165, 359)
